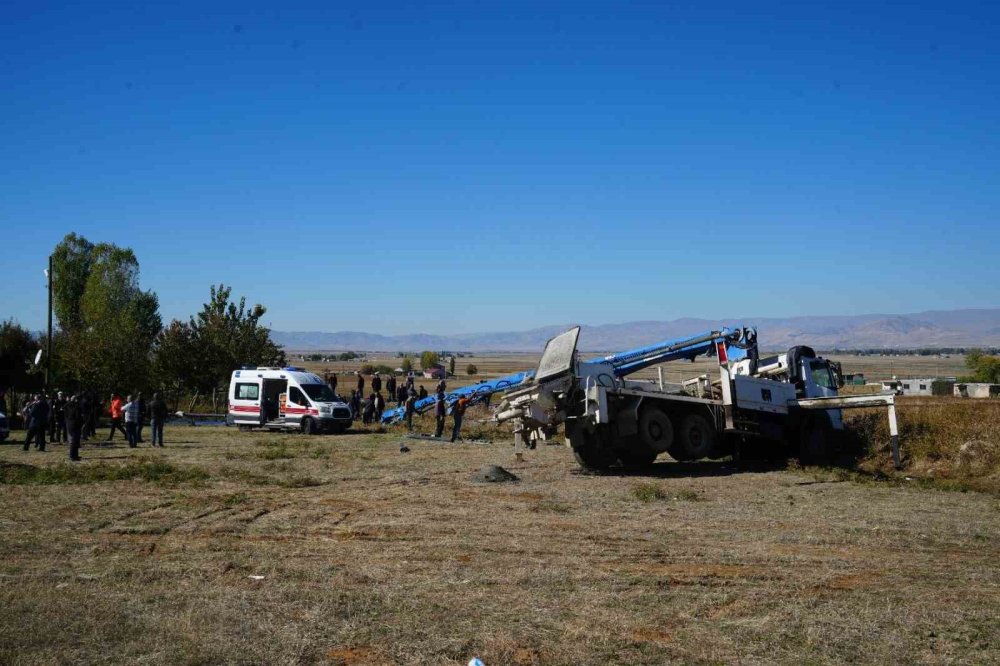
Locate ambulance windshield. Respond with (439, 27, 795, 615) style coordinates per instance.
(302, 383, 337, 402)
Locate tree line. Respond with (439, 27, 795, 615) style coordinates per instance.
(1, 233, 284, 418)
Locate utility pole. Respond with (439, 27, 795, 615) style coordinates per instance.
(46, 254, 53, 390)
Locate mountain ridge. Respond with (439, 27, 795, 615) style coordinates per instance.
(272, 308, 1000, 352)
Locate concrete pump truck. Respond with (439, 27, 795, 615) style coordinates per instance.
(494, 326, 900, 471)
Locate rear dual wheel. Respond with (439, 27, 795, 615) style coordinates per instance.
(670, 413, 718, 461)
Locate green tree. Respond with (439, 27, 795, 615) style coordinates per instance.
(420, 351, 439, 371)
(448, 355, 456, 376)
(160, 284, 285, 399)
(0, 319, 43, 403)
(466, 364, 478, 376)
(50, 232, 95, 333)
(55, 239, 162, 394)
(401, 356, 413, 373)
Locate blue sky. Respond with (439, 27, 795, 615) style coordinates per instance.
(3, 1, 998, 335)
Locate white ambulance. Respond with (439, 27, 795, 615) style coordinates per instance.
(227, 366, 353, 434)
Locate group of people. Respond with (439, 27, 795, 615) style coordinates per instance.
(20, 390, 169, 461)
(325, 371, 468, 442)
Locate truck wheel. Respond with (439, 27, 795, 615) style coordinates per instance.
(302, 417, 317, 436)
(798, 418, 833, 466)
(618, 441, 657, 468)
(567, 425, 616, 471)
(638, 408, 673, 453)
(675, 413, 718, 460)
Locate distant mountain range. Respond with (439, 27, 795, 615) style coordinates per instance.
(272, 308, 1000, 352)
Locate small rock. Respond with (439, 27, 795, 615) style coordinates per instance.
(471, 465, 519, 483)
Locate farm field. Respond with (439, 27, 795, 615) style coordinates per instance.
(292, 350, 970, 391)
(1, 412, 998, 665)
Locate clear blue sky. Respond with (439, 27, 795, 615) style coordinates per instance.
(3, 1, 998, 335)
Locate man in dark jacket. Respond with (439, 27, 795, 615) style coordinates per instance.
(23, 394, 49, 452)
(397, 384, 408, 405)
(327, 372, 338, 395)
(52, 391, 67, 443)
(371, 373, 382, 394)
(149, 392, 168, 447)
(80, 392, 93, 440)
(356, 373, 365, 397)
(65, 394, 82, 461)
(386, 375, 397, 403)
(434, 390, 447, 438)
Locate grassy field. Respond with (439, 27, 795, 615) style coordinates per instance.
(2, 401, 998, 665)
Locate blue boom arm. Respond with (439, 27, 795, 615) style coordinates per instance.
(585, 327, 756, 377)
(380, 371, 535, 424)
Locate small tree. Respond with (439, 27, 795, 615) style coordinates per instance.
(466, 364, 478, 376)
(448, 356, 456, 376)
(359, 363, 375, 375)
(401, 356, 413, 373)
(420, 351, 439, 371)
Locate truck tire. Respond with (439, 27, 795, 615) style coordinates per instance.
(675, 413, 718, 460)
(638, 408, 673, 454)
(617, 441, 657, 468)
(798, 417, 833, 466)
(302, 417, 317, 436)
(567, 425, 616, 471)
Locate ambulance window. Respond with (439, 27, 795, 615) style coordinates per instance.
(235, 383, 259, 400)
(289, 387, 309, 405)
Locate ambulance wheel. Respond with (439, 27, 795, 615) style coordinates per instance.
(675, 413, 718, 460)
(302, 417, 318, 435)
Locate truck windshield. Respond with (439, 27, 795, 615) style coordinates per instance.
(302, 384, 337, 402)
(809, 362, 835, 390)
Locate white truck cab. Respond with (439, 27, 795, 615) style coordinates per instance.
(228, 366, 352, 434)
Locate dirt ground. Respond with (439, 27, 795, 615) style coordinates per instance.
(1, 417, 998, 665)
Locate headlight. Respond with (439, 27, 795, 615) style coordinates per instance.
(320, 405, 332, 414)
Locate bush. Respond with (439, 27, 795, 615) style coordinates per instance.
(466, 364, 478, 375)
(359, 363, 375, 375)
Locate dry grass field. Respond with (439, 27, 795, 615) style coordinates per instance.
(2, 400, 998, 665)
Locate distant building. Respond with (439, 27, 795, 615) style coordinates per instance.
(954, 383, 1000, 399)
(843, 373, 866, 386)
(422, 366, 446, 379)
(883, 378, 955, 396)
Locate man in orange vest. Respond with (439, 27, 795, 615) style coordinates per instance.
(450, 396, 469, 443)
(106, 393, 127, 442)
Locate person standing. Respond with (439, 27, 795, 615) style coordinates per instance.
(356, 372, 365, 398)
(405, 372, 415, 392)
(373, 391, 385, 423)
(52, 391, 67, 444)
(436, 378, 447, 394)
(397, 384, 407, 406)
(386, 374, 396, 404)
(149, 392, 167, 447)
(136, 392, 147, 443)
(65, 393, 82, 461)
(328, 372, 338, 396)
(418, 385, 428, 400)
(404, 391, 416, 431)
(106, 393, 127, 442)
(371, 373, 382, 395)
(434, 390, 447, 438)
(22, 394, 48, 451)
(80, 392, 93, 440)
(350, 390, 361, 420)
(450, 396, 469, 443)
(123, 394, 140, 448)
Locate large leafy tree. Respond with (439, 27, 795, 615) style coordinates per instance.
(153, 284, 285, 399)
(51, 235, 162, 394)
(0, 320, 43, 416)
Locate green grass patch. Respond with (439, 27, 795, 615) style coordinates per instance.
(0, 459, 210, 486)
